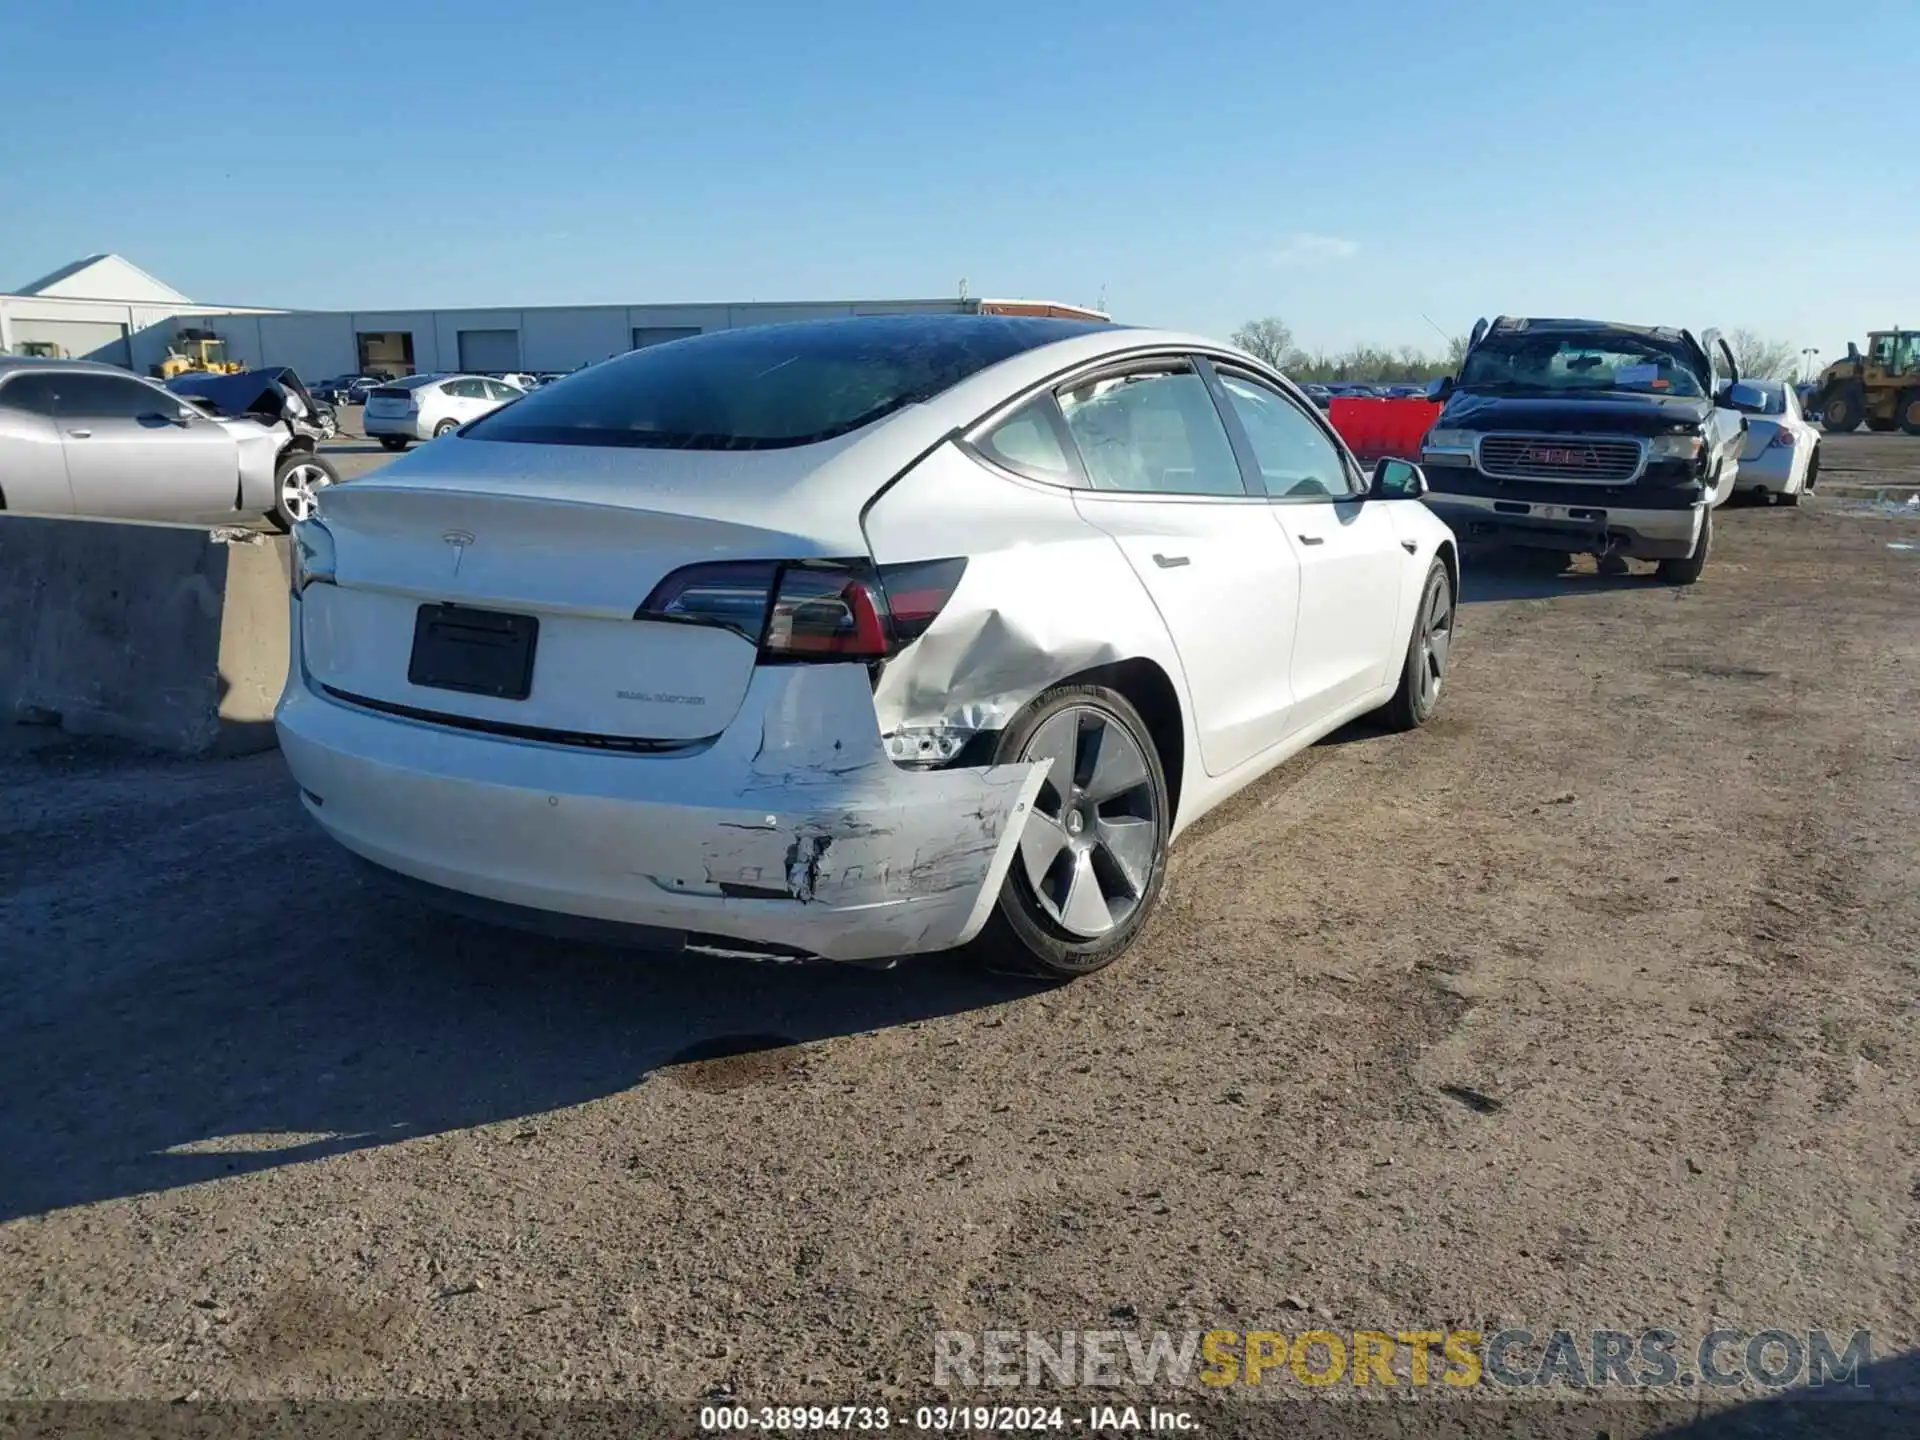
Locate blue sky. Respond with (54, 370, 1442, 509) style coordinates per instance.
(1, 1, 1909, 362)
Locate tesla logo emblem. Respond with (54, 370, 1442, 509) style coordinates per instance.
(442, 530, 474, 573)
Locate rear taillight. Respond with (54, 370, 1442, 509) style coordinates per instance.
(1770, 428, 1795, 448)
(637, 558, 966, 661)
(640, 560, 779, 638)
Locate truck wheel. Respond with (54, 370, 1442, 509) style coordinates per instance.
(1900, 391, 1920, 436)
(270, 451, 339, 531)
(1656, 506, 1711, 585)
(1821, 388, 1864, 432)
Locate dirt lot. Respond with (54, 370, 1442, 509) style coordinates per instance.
(2, 432, 1917, 1432)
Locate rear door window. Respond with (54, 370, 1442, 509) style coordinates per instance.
(1055, 363, 1248, 497)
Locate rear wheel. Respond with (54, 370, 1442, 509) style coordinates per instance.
(969, 685, 1169, 979)
(1821, 388, 1864, 432)
(1900, 391, 1920, 436)
(433, 419, 459, 438)
(1656, 505, 1712, 585)
(378, 436, 408, 452)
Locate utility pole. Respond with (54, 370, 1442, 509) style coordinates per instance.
(1801, 347, 1819, 383)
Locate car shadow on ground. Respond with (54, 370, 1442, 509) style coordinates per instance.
(1645, 1347, 1919, 1437)
(0, 769, 1052, 1221)
(1458, 547, 1655, 604)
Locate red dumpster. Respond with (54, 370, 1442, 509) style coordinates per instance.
(1327, 397, 1441, 464)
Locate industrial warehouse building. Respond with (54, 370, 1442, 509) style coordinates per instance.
(0, 254, 1106, 380)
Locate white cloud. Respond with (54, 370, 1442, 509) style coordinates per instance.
(1271, 232, 1359, 266)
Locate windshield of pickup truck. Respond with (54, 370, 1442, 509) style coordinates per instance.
(1458, 333, 1707, 398)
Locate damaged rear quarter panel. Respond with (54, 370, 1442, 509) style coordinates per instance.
(863, 441, 1197, 784)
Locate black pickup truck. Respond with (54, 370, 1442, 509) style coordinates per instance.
(1419, 317, 1759, 583)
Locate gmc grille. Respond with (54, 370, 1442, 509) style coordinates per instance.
(1478, 435, 1644, 484)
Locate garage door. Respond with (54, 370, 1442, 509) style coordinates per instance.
(457, 329, 520, 372)
(632, 327, 700, 350)
(10, 319, 132, 368)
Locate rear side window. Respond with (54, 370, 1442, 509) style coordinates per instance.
(973, 397, 1079, 484)
(0, 374, 59, 416)
(464, 315, 1107, 451)
(1056, 364, 1247, 497)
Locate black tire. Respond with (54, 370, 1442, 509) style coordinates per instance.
(1866, 417, 1898, 433)
(378, 436, 408, 451)
(1656, 504, 1712, 585)
(1803, 447, 1819, 494)
(269, 450, 340, 532)
(1379, 558, 1453, 732)
(433, 419, 459, 438)
(1900, 391, 1920, 436)
(967, 684, 1170, 980)
(1821, 388, 1864, 433)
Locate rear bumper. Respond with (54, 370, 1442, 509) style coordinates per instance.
(275, 650, 1045, 963)
(1423, 491, 1702, 559)
(362, 413, 429, 440)
(1734, 449, 1795, 493)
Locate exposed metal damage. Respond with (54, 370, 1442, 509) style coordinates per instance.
(871, 593, 1135, 761)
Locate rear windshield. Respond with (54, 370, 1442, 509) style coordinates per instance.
(462, 315, 1107, 450)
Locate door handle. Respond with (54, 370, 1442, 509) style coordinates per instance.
(1152, 553, 1190, 569)
(65, 428, 92, 439)
(1296, 534, 1325, 546)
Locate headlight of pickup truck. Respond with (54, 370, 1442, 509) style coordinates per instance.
(1648, 434, 1704, 461)
(1424, 428, 1476, 450)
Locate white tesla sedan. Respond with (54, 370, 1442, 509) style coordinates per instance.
(277, 317, 1459, 976)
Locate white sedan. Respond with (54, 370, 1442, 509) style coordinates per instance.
(1732, 378, 1820, 505)
(362, 373, 525, 451)
(278, 318, 1459, 976)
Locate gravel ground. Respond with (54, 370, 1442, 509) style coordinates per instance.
(2, 433, 1918, 1435)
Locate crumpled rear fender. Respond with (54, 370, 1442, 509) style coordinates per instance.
(863, 442, 1198, 795)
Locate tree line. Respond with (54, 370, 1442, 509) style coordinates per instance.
(1230, 318, 1806, 384)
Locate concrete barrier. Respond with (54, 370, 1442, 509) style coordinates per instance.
(0, 517, 290, 755)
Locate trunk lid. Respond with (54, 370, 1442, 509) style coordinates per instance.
(1740, 419, 1784, 462)
(306, 441, 870, 740)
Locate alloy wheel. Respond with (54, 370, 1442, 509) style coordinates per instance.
(1015, 706, 1161, 939)
(280, 462, 331, 523)
(1416, 574, 1453, 713)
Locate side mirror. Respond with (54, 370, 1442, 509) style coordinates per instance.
(1726, 381, 1767, 414)
(1425, 376, 1453, 402)
(1371, 458, 1428, 500)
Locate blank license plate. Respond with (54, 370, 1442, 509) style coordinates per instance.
(407, 604, 538, 700)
